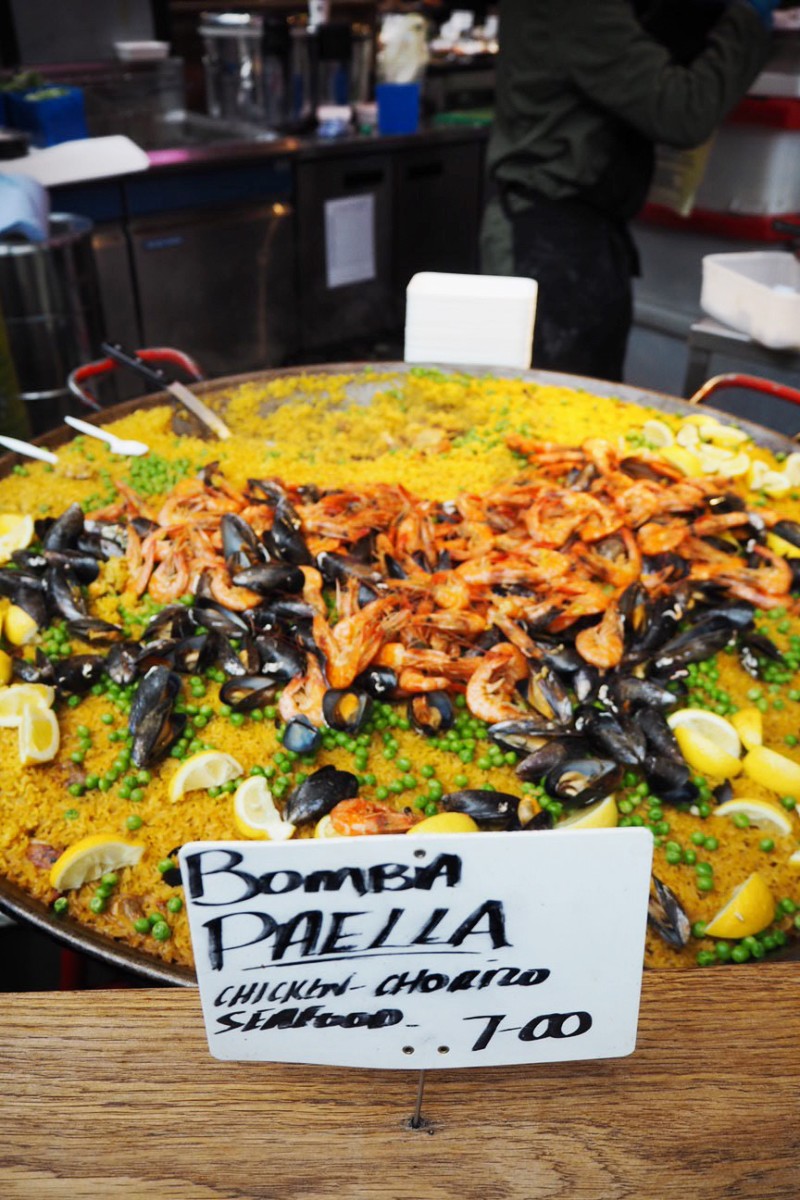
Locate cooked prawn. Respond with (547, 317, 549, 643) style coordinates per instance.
(465, 642, 529, 723)
(329, 797, 418, 836)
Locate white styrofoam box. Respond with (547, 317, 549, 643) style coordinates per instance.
(700, 252, 800, 351)
(695, 125, 800, 215)
(405, 271, 537, 368)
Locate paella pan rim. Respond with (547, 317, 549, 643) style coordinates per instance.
(1, 362, 798, 986)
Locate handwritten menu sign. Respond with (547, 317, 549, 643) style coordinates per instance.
(180, 829, 653, 1070)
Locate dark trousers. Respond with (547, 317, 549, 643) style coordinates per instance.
(505, 194, 637, 383)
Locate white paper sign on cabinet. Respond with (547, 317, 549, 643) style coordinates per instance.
(180, 829, 653, 1070)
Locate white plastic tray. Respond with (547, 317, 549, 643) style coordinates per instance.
(700, 251, 800, 352)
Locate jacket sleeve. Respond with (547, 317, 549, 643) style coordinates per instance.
(559, 0, 771, 148)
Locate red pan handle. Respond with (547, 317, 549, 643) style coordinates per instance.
(67, 347, 204, 410)
(689, 373, 800, 409)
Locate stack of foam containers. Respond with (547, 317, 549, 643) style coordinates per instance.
(404, 272, 538, 369)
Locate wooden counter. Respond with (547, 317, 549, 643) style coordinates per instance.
(1, 965, 798, 1199)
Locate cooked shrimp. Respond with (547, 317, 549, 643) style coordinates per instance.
(465, 642, 529, 723)
(313, 597, 409, 688)
(329, 797, 418, 836)
(278, 654, 327, 726)
(574, 597, 624, 669)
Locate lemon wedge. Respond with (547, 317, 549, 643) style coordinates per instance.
(407, 812, 479, 835)
(660, 445, 703, 478)
(4, 604, 38, 646)
(668, 709, 741, 776)
(730, 706, 763, 751)
(18, 705, 59, 765)
(716, 452, 751, 479)
(641, 419, 673, 448)
(169, 749, 243, 802)
(0, 682, 55, 727)
(789, 849, 800, 870)
(713, 797, 794, 837)
(50, 834, 144, 892)
(556, 795, 619, 830)
(743, 746, 800, 798)
(676, 423, 700, 449)
(232, 776, 295, 840)
(704, 872, 775, 939)
(0, 650, 11, 686)
(0, 513, 33, 564)
(767, 532, 800, 559)
(784, 453, 800, 487)
(314, 815, 341, 838)
(697, 420, 749, 448)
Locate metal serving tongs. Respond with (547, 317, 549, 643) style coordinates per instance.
(67, 343, 232, 440)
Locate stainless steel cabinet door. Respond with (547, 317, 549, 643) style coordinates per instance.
(128, 201, 298, 377)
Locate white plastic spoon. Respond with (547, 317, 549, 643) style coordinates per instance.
(0, 435, 59, 465)
(64, 414, 150, 456)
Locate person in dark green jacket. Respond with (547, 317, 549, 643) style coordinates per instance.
(481, 0, 776, 380)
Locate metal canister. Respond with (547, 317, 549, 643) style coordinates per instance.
(0, 214, 104, 435)
(200, 11, 266, 122)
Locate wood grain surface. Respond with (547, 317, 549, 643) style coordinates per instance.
(1, 966, 798, 1200)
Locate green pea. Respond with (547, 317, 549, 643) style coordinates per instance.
(696, 876, 714, 892)
(166, 896, 183, 913)
(151, 920, 171, 942)
(157, 858, 174, 874)
(53, 897, 68, 914)
(759, 838, 775, 853)
(133, 917, 150, 934)
(731, 945, 750, 963)
(424, 801, 439, 817)
(95, 882, 114, 899)
(89, 896, 107, 914)
(126, 814, 143, 831)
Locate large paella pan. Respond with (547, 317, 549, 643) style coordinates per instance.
(1, 364, 799, 987)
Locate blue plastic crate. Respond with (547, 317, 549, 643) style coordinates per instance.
(6, 86, 88, 148)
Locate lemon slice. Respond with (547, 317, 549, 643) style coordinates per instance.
(4, 604, 38, 646)
(789, 849, 800, 870)
(407, 812, 479, 835)
(676, 423, 700, 449)
(556, 795, 619, 830)
(784, 453, 800, 487)
(0, 514, 33, 564)
(704, 872, 775, 938)
(697, 420, 749, 448)
(767, 532, 800, 559)
(667, 709, 741, 779)
(697, 443, 735, 472)
(716, 452, 751, 480)
(233, 776, 295, 841)
(0, 682, 55, 727)
(49, 834, 144, 892)
(642, 419, 673, 448)
(714, 797, 794, 836)
(730, 706, 762, 751)
(18, 706, 59, 765)
(169, 749, 243, 802)
(743, 746, 800, 797)
(0, 650, 11, 686)
(660, 445, 703, 478)
(667, 709, 741, 755)
(314, 815, 341, 838)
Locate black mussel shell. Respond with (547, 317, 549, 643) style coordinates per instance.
(42, 503, 83, 552)
(77, 530, 125, 560)
(129, 666, 184, 767)
(190, 601, 249, 636)
(584, 710, 647, 766)
(489, 718, 561, 754)
(261, 598, 315, 624)
(516, 739, 574, 781)
(714, 779, 734, 806)
(642, 753, 697, 805)
(105, 641, 140, 686)
(650, 625, 733, 675)
(172, 633, 217, 675)
(769, 519, 800, 549)
(648, 876, 691, 949)
(247, 478, 286, 506)
(135, 638, 178, 672)
(638, 708, 682, 760)
(263, 500, 313, 567)
(688, 603, 754, 633)
(544, 758, 622, 808)
(142, 604, 194, 642)
(521, 808, 555, 831)
(13, 649, 55, 684)
(407, 690, 453, 737)
(283, 716, 322, 755)
(0, 567, 45, 598)
(525, 664, 573, 725)
(441, 789, 520, 828)
(221, 513, 263, 571)
(323, 688, 372, 733)
(130, 516, 158, 539)
(67, 616, 124, 645)
(317, 551, 381, 587)
(612, 675, 678, 711)
(232, 563, 304, 595)
(42, 550, 100, 584)
(540, 644, 583, 678)
(45, 566, 86, 622)
(257, 634, 306, 681)
(573, 663, 600, 704)
(354, 666, 398, 700)
(219, 675, 278, 711)
(53, 654, 107, 694)
(285, 764, 359, 825)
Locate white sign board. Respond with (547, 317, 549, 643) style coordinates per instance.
(180, 829, 653, 1071)
(324, 194, 376, 289)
